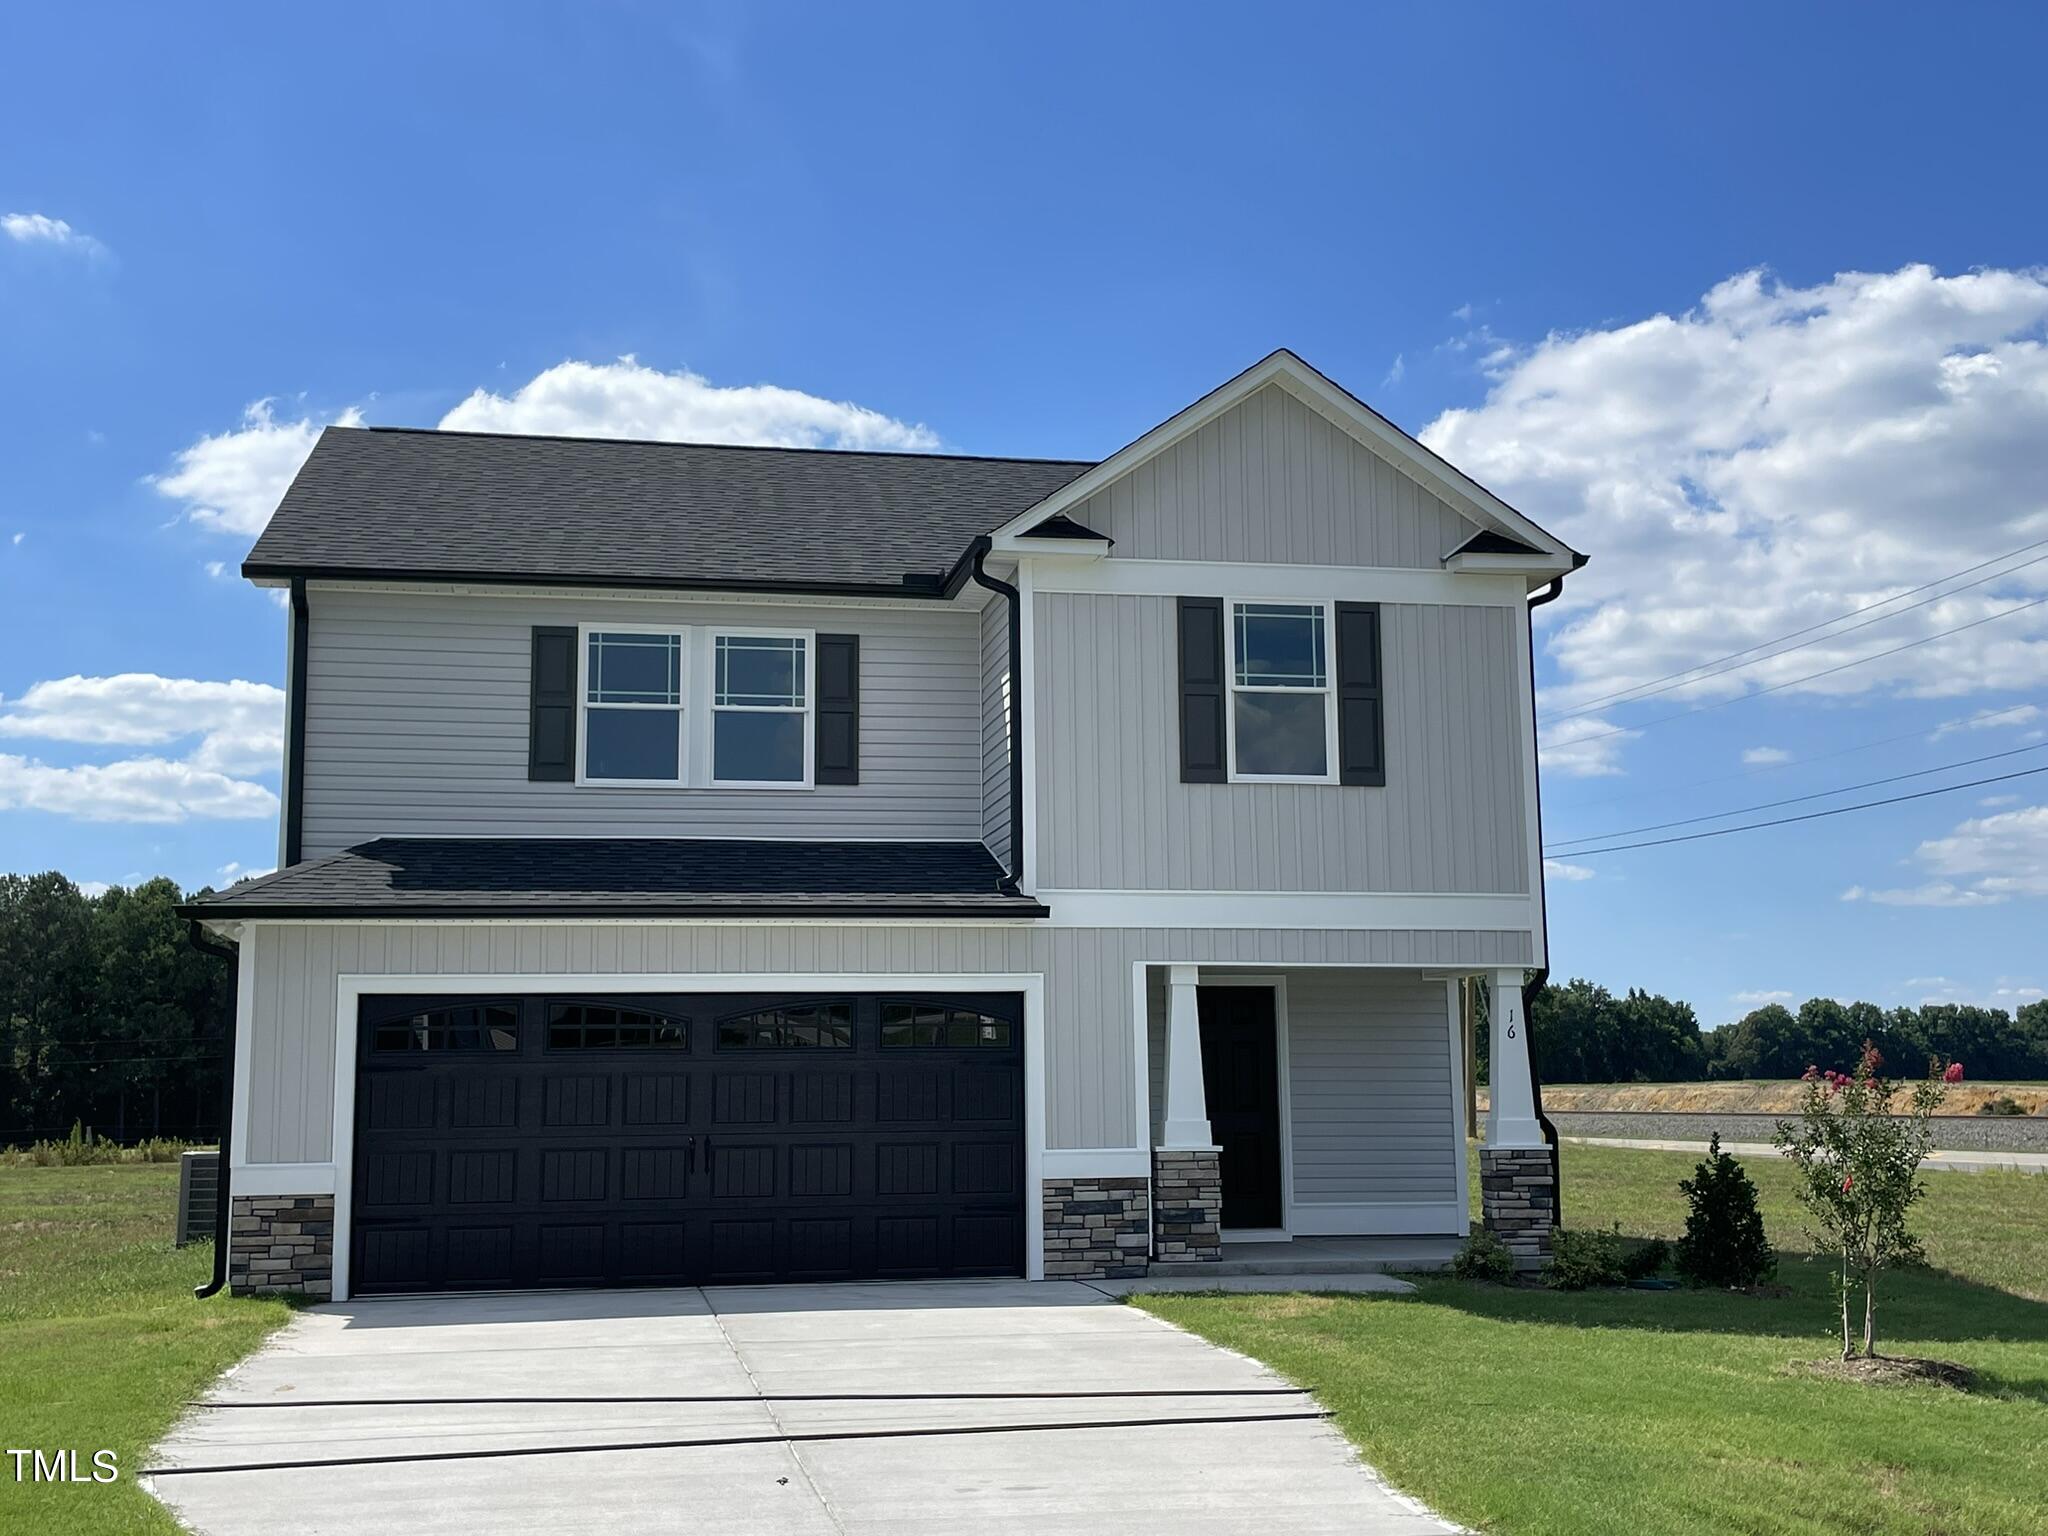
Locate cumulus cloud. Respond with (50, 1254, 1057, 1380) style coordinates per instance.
(0, 755, 276, 823)
(1732, 988, 1794, 1005)
(217, 860, 274, 885)
(1742, 746, 1791, 765)
(0, 674, 283, 776)
(2, 211, 106, 257)
(1539, 714, 1637, 777)
(439, 356, 939, 451)
(1423, 265, 2048, 763)
(1933, 703, 2046, 741)
(1843, 803, 2048, 906)
(151, 399, 362, 536)
(1543, 858, 1595, 881)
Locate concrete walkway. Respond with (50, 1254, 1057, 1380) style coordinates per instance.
(1566, 1135, 2048, 1174)
(147, 1280, 1454, 1535)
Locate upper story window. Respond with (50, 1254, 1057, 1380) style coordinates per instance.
(1228, 601, 1335, 781)
(578, 625, 812, 788)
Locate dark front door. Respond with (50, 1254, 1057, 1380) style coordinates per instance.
(350, 990, 1024, 1294)
(1198, 986, 1283, 1229)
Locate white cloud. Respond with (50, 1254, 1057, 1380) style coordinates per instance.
(1902, 803, 2048, 903)
(151, 399, 361, 536)
(0, 755, 276, 823)
(0, 674, 283, 776)
(1732, 988, 1794, 1005)
(439, 356, 940, 451)
(1423, 265, 2048, 760)
(1742, 746, 1791, 765)
(1934, 704, 2045, 739)
(75, 880, 113, 898)
(2, 211, 106, 257)
(1843, 880, 2007, 908)
(1543, 858, 1595, 881)
(1539, 713, 1637, 777)
(217, 860, 274, 885)
(1381, 354, 1405, 389)
(9, 533, 22, 547)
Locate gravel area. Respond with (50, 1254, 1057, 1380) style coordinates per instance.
(1549, 1109, 2048, 1152)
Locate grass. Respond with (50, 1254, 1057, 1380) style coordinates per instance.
(0, 1163, 292, 1534)
(1137, 1141, 2048, 1536)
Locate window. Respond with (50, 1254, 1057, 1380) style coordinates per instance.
(880, 1002, 1013, 1049)
(584, 630, 683, 782)
(546, 1002, 689, 1050)
(712, 633, 809, 785)
(717, 1001, 852, 1049)
(373, 1002, 520, 1053)
(1228, 601, 1334, 780)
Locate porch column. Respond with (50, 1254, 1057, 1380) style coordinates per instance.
(1159, 964, 1211, 1147)
(1480, 967, 1554, 1271)
(1483, 968, 1545, 1149)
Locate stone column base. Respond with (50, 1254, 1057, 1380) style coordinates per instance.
(1479, 1147, 1554, 1270)
(1152, 1148, 1222, 1263)
(229, 1194, 336, 1298)
(1041, 1177, 1150, 1279)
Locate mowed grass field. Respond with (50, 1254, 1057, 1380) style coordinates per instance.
(1139, 1141, 2048, 1536)
(0, 1163, 291, 1535)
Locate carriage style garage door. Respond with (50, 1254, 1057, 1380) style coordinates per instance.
(349, 990, 1025, 1294)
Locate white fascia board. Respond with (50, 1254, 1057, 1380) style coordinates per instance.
(990, 535, 1112, 562)
(1443, 550, 1574, 581)
(1034, 557, 1529, 608)
(1040, 890, 1538, 931)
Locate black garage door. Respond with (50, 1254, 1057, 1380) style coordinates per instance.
(350, 990, 1024, 1294)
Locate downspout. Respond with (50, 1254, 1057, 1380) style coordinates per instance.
(282, 578, 309, 868)
(1521, 573, 1568, 1220)
(967, 537, 1026, 897)
(186, 920, 239, 1298)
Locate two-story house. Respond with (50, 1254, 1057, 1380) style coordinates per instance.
(185, 350, 1584, 1300)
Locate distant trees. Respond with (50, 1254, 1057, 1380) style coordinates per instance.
(0, 873, 231, 1145)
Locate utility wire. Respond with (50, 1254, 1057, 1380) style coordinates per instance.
(1546, 536, 2048, 722)
(1545, 739, 2048, 852)
(1555, 592, 2048, 749)
(1556, 763, 2048, 858)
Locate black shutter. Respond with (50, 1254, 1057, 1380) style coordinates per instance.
(816, 633, 860, 784)
(1177, 597, 1227, 783)
(528, 626, 578, 782)
(1336, 601, 1386, 787)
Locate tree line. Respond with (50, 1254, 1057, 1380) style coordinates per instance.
(1, 873, 231, 1146)
(1518, 977, 2048, 1084)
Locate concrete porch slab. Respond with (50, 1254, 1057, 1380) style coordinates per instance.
(1150, 1235, 1462, 1278)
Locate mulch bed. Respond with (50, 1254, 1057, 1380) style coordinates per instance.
(1795, 1354, 1977, 1390)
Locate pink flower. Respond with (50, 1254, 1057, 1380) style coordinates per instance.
(1841, 1175, 1854, 1193)
(1943, 1062, 1965, 1084)
(1860, 1043, 1885, 1074)
(1801, 1065, 1820, 1082)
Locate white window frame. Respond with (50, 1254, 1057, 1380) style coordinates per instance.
(1223, 597, 1339, 785)
(706, 625, 817, 791)
(576, 621, 688, 788)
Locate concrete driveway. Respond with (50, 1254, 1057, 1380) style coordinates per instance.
(147, 1280, 1454, 1535)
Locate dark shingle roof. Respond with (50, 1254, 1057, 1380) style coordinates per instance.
(184, 838, 1046, 919)
(243, 427, 1094, 593)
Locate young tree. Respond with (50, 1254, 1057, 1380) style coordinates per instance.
(1773, 1044, 1959, 1359)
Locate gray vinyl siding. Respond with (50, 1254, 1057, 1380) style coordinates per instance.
(1035, 592, 1529, 893)
(1065, 383, 1480, 566)
(239, 921, 1527, 1165)
(1145, 969, 1461, 1210)
(299, 588, 984, 854)
(980, 596, 1013, 868)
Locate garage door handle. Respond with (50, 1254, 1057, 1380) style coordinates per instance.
(683, 1135, 697, 1175)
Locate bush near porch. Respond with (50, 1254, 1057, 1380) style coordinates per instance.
(1137, 1140, 2048, 1536)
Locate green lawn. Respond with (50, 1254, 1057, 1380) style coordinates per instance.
(0, 1163, 292, 1534)
(1139, 1142, 2048, 1536)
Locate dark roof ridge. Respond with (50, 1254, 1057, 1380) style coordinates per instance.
(346, 423, 1097, 470)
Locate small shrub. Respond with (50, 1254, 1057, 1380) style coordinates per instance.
(0, 1128, 207, 1168)
(1622, 1236, 1671, 1281)
(1546, 1224, 1630, 1289)
(1977, 1096, 2025, 1117)
(1677, 1132, 1776, 1288)
(1450, 1228, 1517, 1283)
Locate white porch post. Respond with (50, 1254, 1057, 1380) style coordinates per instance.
(1159, 964, 1213, 1148)
(1483, 967, 1545, 1149)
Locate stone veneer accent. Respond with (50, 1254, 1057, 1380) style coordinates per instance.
(230, 1194, 335, 1298)
(1151, 1148, 1222, 1264)
(1479, 1147, 1555, 1270)
(1041, 1176, 1150, 1279)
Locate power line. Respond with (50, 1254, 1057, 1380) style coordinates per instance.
(1554, 592, 2048, 749)
(1545, 739, 2048, 852)
(1556, 763, 2048, 858)
(1546, 536, 2048, 722)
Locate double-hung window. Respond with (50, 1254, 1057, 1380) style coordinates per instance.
(578, 625, 812, 787)
(712, 632, 811, 786)
(584, 629, 684, 783)
(1227, 600, 1335, 781)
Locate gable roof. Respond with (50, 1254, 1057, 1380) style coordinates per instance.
(244, 427, 1094, 595)
(988, 349, 1584, 572)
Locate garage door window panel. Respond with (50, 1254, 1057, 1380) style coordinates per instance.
(547, 1001, 690, 1050)
(718, 1001, 853, 1050)
(881, 1002, 1014, 1049)
(372, 1002, 521, 1054)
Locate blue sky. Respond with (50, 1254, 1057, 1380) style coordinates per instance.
(4, 4, 2046, 1023)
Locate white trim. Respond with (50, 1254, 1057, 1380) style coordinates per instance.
(1445, 977, 1473, 1237)
(1444, 550, 1572, 577)
(1129, 963, 1152, 1176)
(1030, 557, 1526, 608)
(1041, 1148, 1150, 1178)
(1042, 890, 1538, 931)
(1512, 602, 1550, 968)
(1224, 598, 1338, 785)
(986, 350, 1579, 564)
(306, 578, 988, 615)
(228, 936, 255, 1170)
(1221, 1228, 1289, 1244)
(327, 971, 1047, 1304)
(1017, 560, 1040, 894)
(232, 1162, 338, 1196)
(1285, 1201, 1464, 1237)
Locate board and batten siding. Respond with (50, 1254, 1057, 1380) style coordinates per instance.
(238, 921, 1528, 1166)
(980, 594, 1013, 868)
(1034, 591, 1529, 893)
(298, 587, 985, 856)
(1063, 382, 1481, 567)
(1146, 969, 1462, 1213)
